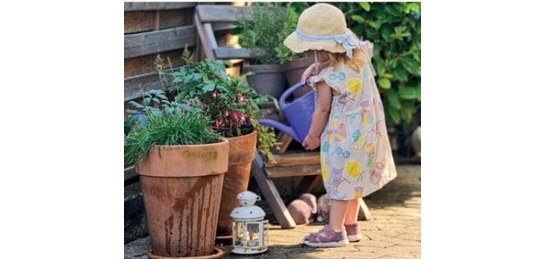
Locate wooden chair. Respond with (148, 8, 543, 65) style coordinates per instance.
(194, 4, 371, 228)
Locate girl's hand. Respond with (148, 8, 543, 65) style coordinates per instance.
(301, 63, 319, 84)
(302, 135, 321, 151)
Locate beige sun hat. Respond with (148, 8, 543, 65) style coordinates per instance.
(284, 3, 360, 58)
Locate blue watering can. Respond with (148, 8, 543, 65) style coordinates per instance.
(258, 82, 316, 143)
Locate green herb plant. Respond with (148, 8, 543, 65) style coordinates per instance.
(235, 4, 304, 64)
(124, 90, 221, 166)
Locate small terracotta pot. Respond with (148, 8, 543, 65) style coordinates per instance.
(283, 56, 314, 98)
(138, 139, 229, 258)
(216, 131, 257, 242)
(243, 64, 286, 99)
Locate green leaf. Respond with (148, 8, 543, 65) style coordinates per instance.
(387, 105, 401, 124)
(202, 82, 215, 93)
(393, 66, 409, 82)
(401, 57, 421, 76)
(387, 90, 402, 110)
(406, 3, 420, 13)
(374, 58, 386, 76)
(377, 78, 391, 89)
(382, 73, 394, 79)
(401, 105, 413, 123)
(351, 15, 365, 24)
(366, 20, 380, 29)
(359, 2, 371, 11)
(398, 87, 418, 100)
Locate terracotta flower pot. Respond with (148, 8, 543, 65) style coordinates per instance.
(215, 131, 257, 241)
(137, 139, 229, 258)
(243, 64, 286, 100)
(283, 56, 314, 98)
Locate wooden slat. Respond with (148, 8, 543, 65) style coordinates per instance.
(196, 5, 251, 23)
(124, 2, 195, 12)
(251, 152, 296, 228)
(124, 11, 155, 34)
(266, 152, 320, 168)
(214, 47, 253, 59)
(358, 198, 372, 221)
(124, 49, 189, 78)
(159, 9, 194, 29)
(213, 22, 236, 32)
(124, 70, 174, 101)
(194, 13, 215, 60)
(125, 25, 196, 59)
(266, 164, 321, 178)
(204, 23, 219, 49)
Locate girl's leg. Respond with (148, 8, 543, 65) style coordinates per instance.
(328, 199, 349, 232)
(344, 198, 360, 225)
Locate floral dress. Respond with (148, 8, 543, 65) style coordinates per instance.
(309, 44, 397, 200)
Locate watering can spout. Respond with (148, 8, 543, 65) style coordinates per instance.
(258, 119, 302, 143)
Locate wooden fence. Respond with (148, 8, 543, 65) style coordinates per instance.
(124, 2, 243, 102)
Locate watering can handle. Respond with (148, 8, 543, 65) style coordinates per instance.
(279, 52, 319, 109)
(279, 82, 304, 110)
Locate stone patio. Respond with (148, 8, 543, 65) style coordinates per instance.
(125, 164, 421, 259)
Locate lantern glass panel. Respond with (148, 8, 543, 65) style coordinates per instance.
(247, 222, 261, 247)
(234, 221, 245, 247)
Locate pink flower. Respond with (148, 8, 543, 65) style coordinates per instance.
(237, 94, 244, 102)
(212, 91, 217, 98)
(233, 112, 239, 121)
(215, 120, 221, 128)
(186, 102, 192, 106)
(240, 115, 246, 122)
(225, 111, 229, 117)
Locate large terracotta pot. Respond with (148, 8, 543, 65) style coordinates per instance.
(283, 56, 314, 98)
(243, 64, 286, 99)
(216, 131, 257, 241)
(137, 139, 229, 258)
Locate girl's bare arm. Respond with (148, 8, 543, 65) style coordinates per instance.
(302, 81, 332, 150)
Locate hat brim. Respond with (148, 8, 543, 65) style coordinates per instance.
(283, 29, 359, 54)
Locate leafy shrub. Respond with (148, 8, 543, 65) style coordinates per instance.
(235, 4, 304, 64)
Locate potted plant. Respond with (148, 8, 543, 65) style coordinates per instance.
(125, 91, 228, 258)
(235, 4, 297, 99)
(159, 60, 280, 241)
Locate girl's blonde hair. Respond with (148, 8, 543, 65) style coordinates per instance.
(323, 47, 366, 73)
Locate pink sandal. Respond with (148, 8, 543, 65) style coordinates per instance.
(303, 225, 349, 247)
(344, 223, 363, 242)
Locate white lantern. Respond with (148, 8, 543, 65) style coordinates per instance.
(230, 191, 268, 255)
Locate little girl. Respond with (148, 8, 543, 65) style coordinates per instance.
(283, 3, 397, 247)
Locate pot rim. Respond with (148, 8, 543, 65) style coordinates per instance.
(150, 138, 229, 149)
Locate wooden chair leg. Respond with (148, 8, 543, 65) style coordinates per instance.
(357, 198, 372, 221)
(251, 152, 296, 229)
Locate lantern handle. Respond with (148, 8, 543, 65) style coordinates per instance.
(256, 195, 261, 201)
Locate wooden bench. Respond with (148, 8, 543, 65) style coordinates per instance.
(195, 4, 371, 228)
